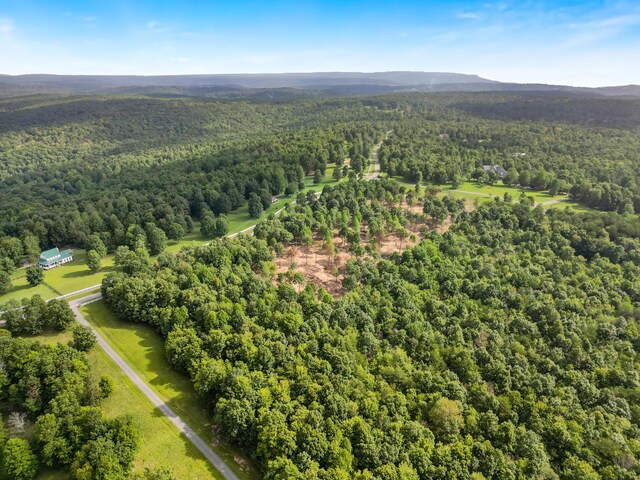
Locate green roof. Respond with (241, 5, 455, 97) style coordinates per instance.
(38, 248, 73, 266)
(40, 248, 61, 260)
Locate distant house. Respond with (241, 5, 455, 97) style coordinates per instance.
(271, 196, 278, 204)
(38, 247, 73, 270)
(483, 165, 507, 179)
(438, 133, 450, 139)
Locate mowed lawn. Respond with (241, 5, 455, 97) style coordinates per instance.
(2, 271, 57, 304)
(24, 327, 226, 480)
(1, 249, 116, 308)
(444, 181, 567, 204)
(80, 301, 259, 480)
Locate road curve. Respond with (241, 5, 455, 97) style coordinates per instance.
(69, 294, 240, 480)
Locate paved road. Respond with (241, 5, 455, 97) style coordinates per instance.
(6, 131, 399, 476)
(69, 294, 240, 480)
(0, 283, 102, 315)
(449, 189, 494, 198)
(538, 197, 569, 206)
(363, 130, 392, 181)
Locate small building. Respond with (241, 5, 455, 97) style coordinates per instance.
(482, 165, 507, 179)
(271, 196, 278, 204)
(38, 247, 73, 270)
(438, 133, 450, 139)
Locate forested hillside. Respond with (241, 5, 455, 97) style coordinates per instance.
(1, 88, 639, 479)
(102, 181, 640, 479)
(1, 92, 639, 267)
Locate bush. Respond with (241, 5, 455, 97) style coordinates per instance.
(25, 266, 43, 286)
(0, 271, 11, 295)
(1, 438, 38, 480)
(71, 325, 97, 352)
(99, 375, 115, 398)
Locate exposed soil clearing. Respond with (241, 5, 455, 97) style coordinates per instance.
(275, 201, 464, 295)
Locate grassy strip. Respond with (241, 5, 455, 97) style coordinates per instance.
(27, 327, 225, 480)
(80, 301, 259, 480)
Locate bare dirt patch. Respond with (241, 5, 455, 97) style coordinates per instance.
(275, 209, 456, 296)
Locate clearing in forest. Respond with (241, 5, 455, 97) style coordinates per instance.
(275, 199, 459, 295)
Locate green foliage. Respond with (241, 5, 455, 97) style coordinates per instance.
(0, 236, 23, 271)
(86, 250, 101, 272)
(114, 245, 151, 275)
(45, 299, 75, 331)
(0, 271, 11, 295)
(131, 467, 176, 480)
(1, 438, 38, 480)
(248, 193, 264, 219)
(2, 296, 75, 335)
(85, 234, 107, 258)
(71, 325, 97, 352)
(0, 94, 382, 252)
(145, 223, 168, 255)
(0, 335, 139, 479)
(98, 375, 114, 399)
(104, 185, 640, 479)
(25, 266, 43, 286)
(214, 215, 230, 238)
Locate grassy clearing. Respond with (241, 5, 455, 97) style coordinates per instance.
(25, 327, 225, 480)
(80, 301, 259, 480)
(42, 249, 116, 294)
(544, 199, 592, 212)
(443, 181, 567, 204)
(439, 190, 495, 205)
(3, 271, 57, 304)
(1, 249, 115, 308)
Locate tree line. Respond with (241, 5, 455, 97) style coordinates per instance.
(101, 180, 640, 479)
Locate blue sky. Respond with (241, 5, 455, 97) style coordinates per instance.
(0, 0, 638, 86)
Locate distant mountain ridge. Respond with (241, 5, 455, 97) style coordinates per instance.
(0, 71, 638, 97)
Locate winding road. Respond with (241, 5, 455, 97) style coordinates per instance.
(2, 130, 399, 479)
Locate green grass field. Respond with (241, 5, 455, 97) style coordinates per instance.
(3, 271, 57, 304)
(80, 301, 259, 480)
(24, 326, 227, 480)
(41, 249, 117, 294)
(445, 181, 567, 204)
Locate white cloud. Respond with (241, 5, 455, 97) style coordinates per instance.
(457, 12, 482, 20)
(564, 12, 640, 46)
(0, 17, 14, 34)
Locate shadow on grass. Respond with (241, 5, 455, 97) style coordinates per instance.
(9, 282, 35, 294)
(62, 265, 117, 279)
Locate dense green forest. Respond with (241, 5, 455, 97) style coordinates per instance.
(101, 179, 640, 479)
(378, 105, 640, 213)
(0, 94, 387, 269)
(0, 303, 138, 479)
(1, 91, 640, 478)
(1, 92, 639, 273)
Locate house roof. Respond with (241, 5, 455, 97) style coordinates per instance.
(38, 248, 73, 265)
(40, 248, 61, 260)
